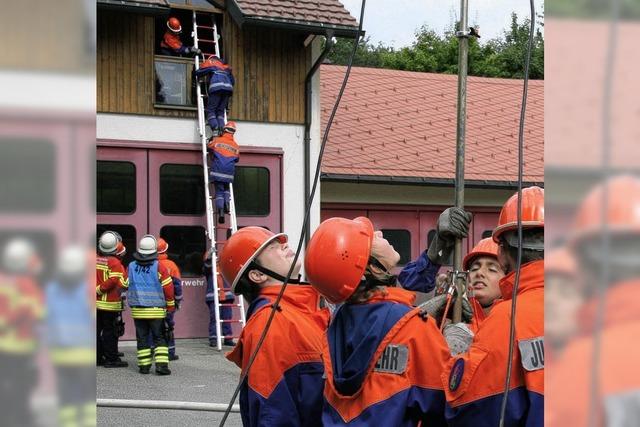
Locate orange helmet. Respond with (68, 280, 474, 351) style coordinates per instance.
(463, 237, 499, 270)
(571, 175, 640, 244)
(157, 238, 169, 254)
(223, 121, 237, 134)
(219, 227, 287, 292)
(167, 17, 182, 33)
(492, 186, 544, 244)
(305, 217, 374, 304)
(546, 246, 577, 277)
(115, 242, 126, 257)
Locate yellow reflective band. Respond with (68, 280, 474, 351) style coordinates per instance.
(166, 300, 175, 307)
(130, 307, 166, 319)
(95, 286, 104, 296)
(154, 356, 169, 363)
(137, 348, 152, 356)
(96, 300, 122, 311)
(154, 347, 168, 354)
(161, 277, 172, 286)
(96, 265, 109, 271)
(0, 335, 37, 353)
(51, 348, 95, 365)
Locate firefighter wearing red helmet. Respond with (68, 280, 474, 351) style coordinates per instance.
(159, 17, 200, 57)
(441, 186, 544, 426)
(206, 121, 239, 224)
(305, 216, 451, 426)
(221, 227, 329, 427)
(549, 175, 640, 426)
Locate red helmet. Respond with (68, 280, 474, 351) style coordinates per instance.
(223, 121, 237, 134)
(115, 242, 126, 257)
(305, 217, 374, 304)
(571, 175, 640, 244)
(167, 17, 182, 34)
(463, 237, 499, 270)
(492, 186, 544, 243)
(219, 227, 287, 292)
(157, 238, 169, 254)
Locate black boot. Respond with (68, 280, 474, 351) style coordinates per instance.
(156, 364, 171, 376)
(218, 212, 225, 224)
(139, 366, 150, 374)
(104, 359, 128, 368)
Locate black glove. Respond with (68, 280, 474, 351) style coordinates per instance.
(427, 207, 472, 264)
(116, 314, 125, 337)
(189, 46, 202, 56)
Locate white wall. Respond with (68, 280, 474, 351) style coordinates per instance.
(97, 113, 321, 250)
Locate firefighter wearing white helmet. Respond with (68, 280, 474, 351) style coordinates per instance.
(0, 238, 44, 427)
(126, 235, 175, 375)
(46, 245, 95, 424)
(96, 231, 128, 368)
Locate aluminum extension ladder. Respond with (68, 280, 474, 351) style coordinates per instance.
(192, 10, 246, 351)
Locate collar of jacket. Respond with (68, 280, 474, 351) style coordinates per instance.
(499, 259, 544, 300)
(158, 253, 168, 261)
(579, 280, 640, 332)
(258, 284, 322, 313)
(360, 286, 416, 307)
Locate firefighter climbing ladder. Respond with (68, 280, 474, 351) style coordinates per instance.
(192, 10, 246, 351)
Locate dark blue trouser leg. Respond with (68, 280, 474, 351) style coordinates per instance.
(214, 181, 226, 212)
(165, 311, 176, 357)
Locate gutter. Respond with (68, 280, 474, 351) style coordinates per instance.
(303, 34, 334, 246)
(320, 173, 544, 190)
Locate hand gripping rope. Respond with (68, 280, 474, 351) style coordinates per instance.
(217, 1, 368, 425)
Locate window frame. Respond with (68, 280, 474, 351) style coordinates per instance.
(96, 160, 137, 215)
(153, 55, 198, 110)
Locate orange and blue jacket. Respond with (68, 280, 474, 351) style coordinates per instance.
(442, 260, 544, 427)
(96, 255, 127, 311)
(547, 279, 640, 426)
(158, 254, 183, 303)
(226, 284, 330, 427)
(195, 57, 235, 93)
(160, 31, 189, 55)
(126, 259, 175, 319)
(322, 287, 450, 426)
(207, 132, 239, 183)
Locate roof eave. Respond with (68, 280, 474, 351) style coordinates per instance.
(97, 0, 170, 14)
(321, 173, 544, 189)
(227, 0, 360, 37)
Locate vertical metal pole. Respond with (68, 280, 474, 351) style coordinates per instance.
(453, 0, 469, 323)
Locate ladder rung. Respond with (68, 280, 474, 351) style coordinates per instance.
(198, 39, 217, 44)
(220, 319, 243, 323)
(197, 25, 216, 30)
(220, 303, 242, 307)
(222, 335, 239, 339)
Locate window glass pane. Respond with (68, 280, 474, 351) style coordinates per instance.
(481, 229, 493, 239)
(427, 229, 453, 265)
(233, 167, 270, 216)
(96, 224, 137, 267)
(160, 164, 205, 215)
(154, 60, 195, 107)
(0, 139, 55, 212)
(160, 226, 206, 277)
(381, 229, 411, 266)
(97, 161, 136, 214)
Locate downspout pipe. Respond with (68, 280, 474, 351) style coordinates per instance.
(303, 33, 334, 247)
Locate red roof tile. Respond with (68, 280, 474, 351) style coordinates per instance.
(320, 64, 544, 183)
(234, 0, 358, 29)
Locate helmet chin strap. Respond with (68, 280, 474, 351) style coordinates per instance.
(248, 261, 301, 284)
(366, 257, 398, 286)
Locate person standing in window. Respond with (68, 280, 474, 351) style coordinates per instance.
(207, 121, 239, 224)
(159, 17, 200, 57)
(195, 55, 235, 135)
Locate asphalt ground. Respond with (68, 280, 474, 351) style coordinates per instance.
(97, 339, 243, 427)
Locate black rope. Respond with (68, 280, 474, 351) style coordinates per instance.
(498, 1, 535, 425)
(217, 2, 367, 425)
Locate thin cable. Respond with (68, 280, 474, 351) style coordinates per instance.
(498, 1, 535, 425)
(587, 0, 618, 424)
(217, 2, 367, 425)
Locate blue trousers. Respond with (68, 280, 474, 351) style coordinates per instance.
(146, 311, 176, 357)
(207, 300, 232, 343)
(213, 181, 230, 213)
(206, 91, 231, 131)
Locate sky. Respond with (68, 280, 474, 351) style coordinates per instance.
(340, 0, 542, 48)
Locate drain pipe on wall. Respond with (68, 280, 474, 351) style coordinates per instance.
(303, 32, 334, 247)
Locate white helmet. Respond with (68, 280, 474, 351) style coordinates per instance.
(99, 231, 119, 255)
(138, 234, 157, 256)
(2, 238, 39, 274)
(59, 245, 86, 276)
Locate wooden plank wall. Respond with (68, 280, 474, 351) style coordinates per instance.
(223, 14, 307, 124)
(98, 9, 308, 123)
